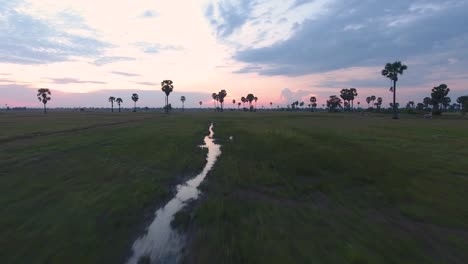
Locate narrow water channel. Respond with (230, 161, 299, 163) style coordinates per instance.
(126, 123, 221, 264)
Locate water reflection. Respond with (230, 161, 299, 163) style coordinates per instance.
(126, 123, 221, 264)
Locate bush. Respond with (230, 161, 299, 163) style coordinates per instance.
(432, 110, 442, 116)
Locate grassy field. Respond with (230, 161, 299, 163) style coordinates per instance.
(1, 111, 467, 264)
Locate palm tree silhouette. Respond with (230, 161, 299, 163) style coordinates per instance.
(218, 90, 227, 111)
(241, 97, 246, 108)
(199, 101, 202, 109)
(366, 97, 371, 109)
(350, 88, 358, 109)
(270, 102, 273, 109)
(161, 80, 174, 113)
(246, 94, 255, 111)
(232, 99, 236, 109)
(310, 96, 317, 112)
(131, 93, 139, 112)
(37, 88, 51, 114)
(109, 96, 116, 112)
(116, 98, 123, 112)
(382, 61, 408, 119)
(254, 96, 258, 109)
(180, 96, 186, 112)
(431, 84, 450, 113)
(377, 97, 383, 111)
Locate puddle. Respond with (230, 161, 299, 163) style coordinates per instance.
(126, 123, 221, 264)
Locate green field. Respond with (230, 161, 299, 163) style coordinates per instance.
(1, 111, 467, 264)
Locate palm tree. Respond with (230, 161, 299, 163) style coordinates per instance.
(377, 97, 383, 111)
(237, 102, 241, 109)
(131, 93, 139, 112)
(161, 80, 174, 113)
(423, 97, 432, 110)
(299, 102, 304, 109)
(37, 88, 51, 114)
(241, 97, 246, 108)
(431, 84, 450, 113)
(108, 96, 116, 112)
(370, 95, 376, 107)
(382, 61, 408, 119)
(254, 96, 258, 109)
(366, 97, 371, 109)
(270, 102, 273, 109)
(310, 96, 317, 112)
(218, 90, 227, 111)
(116, 98, 123, 112)
(350, 88, 358, 109)
(232, 99, 236, 109)
(180, 96, 186, 111)
(246, 94, 255, 111)
(199, 101, 202, 109)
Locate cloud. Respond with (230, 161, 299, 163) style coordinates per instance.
(134, 81, 157, 86)
(48, 78, 106, 84)
(134, 42, 183, 54)
(139, 9, 159, 18)
(0, 0, 109, 65)
(111, 71, 141, 77)
(279, 88, 313, 103)
(205, 0, 257, 37)
(233, 0, 468, 76)
(92, 56, 136, 66)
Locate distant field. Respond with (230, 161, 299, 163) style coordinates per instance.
(1, 111, 467, 264)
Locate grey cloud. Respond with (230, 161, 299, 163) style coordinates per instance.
(205, 0, 257, 37)
(92, 57, 136, 66)
(234, 0, 468, 76)
(134, 81, 157, 86)
(232, 65, 263, 74)
(111, 71, 141, 77)
(0, 0, 109, 65)
(48, 78, 106, 85)
(140, 10, 159, 18)
(134, 42, 183, 54)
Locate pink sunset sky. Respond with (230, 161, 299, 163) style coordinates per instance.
(1, 0, 467, 108)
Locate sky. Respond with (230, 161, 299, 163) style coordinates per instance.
(1, 0, 467, 108)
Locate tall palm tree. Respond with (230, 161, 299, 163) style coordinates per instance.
(270, 102, 273, 109)
(254, 96, 258, 109)
(377, 97, 383, 111)
(116, 98, 123, 112)
(237, 102, 241, 109)
(161, 80, 174, 113)
(350, 88, 358, 109)
(199, 101, 202, 109)
(431, 84, 450, 113)
(382, 61, 408, 119)
(246, 94, 255, 111)
(241, 96, 246, 108)
(370, 95, 376, 107)
(180, 96, 186, 112)
(108, 96, 116, 112)
(310, 96, 317, 112)
(366, 96, 371, 109)
(218, 90, 227, 111)
(37, 88, 51, 114)
(131, 93, 139, 112)
(232, 99, 236, 109)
